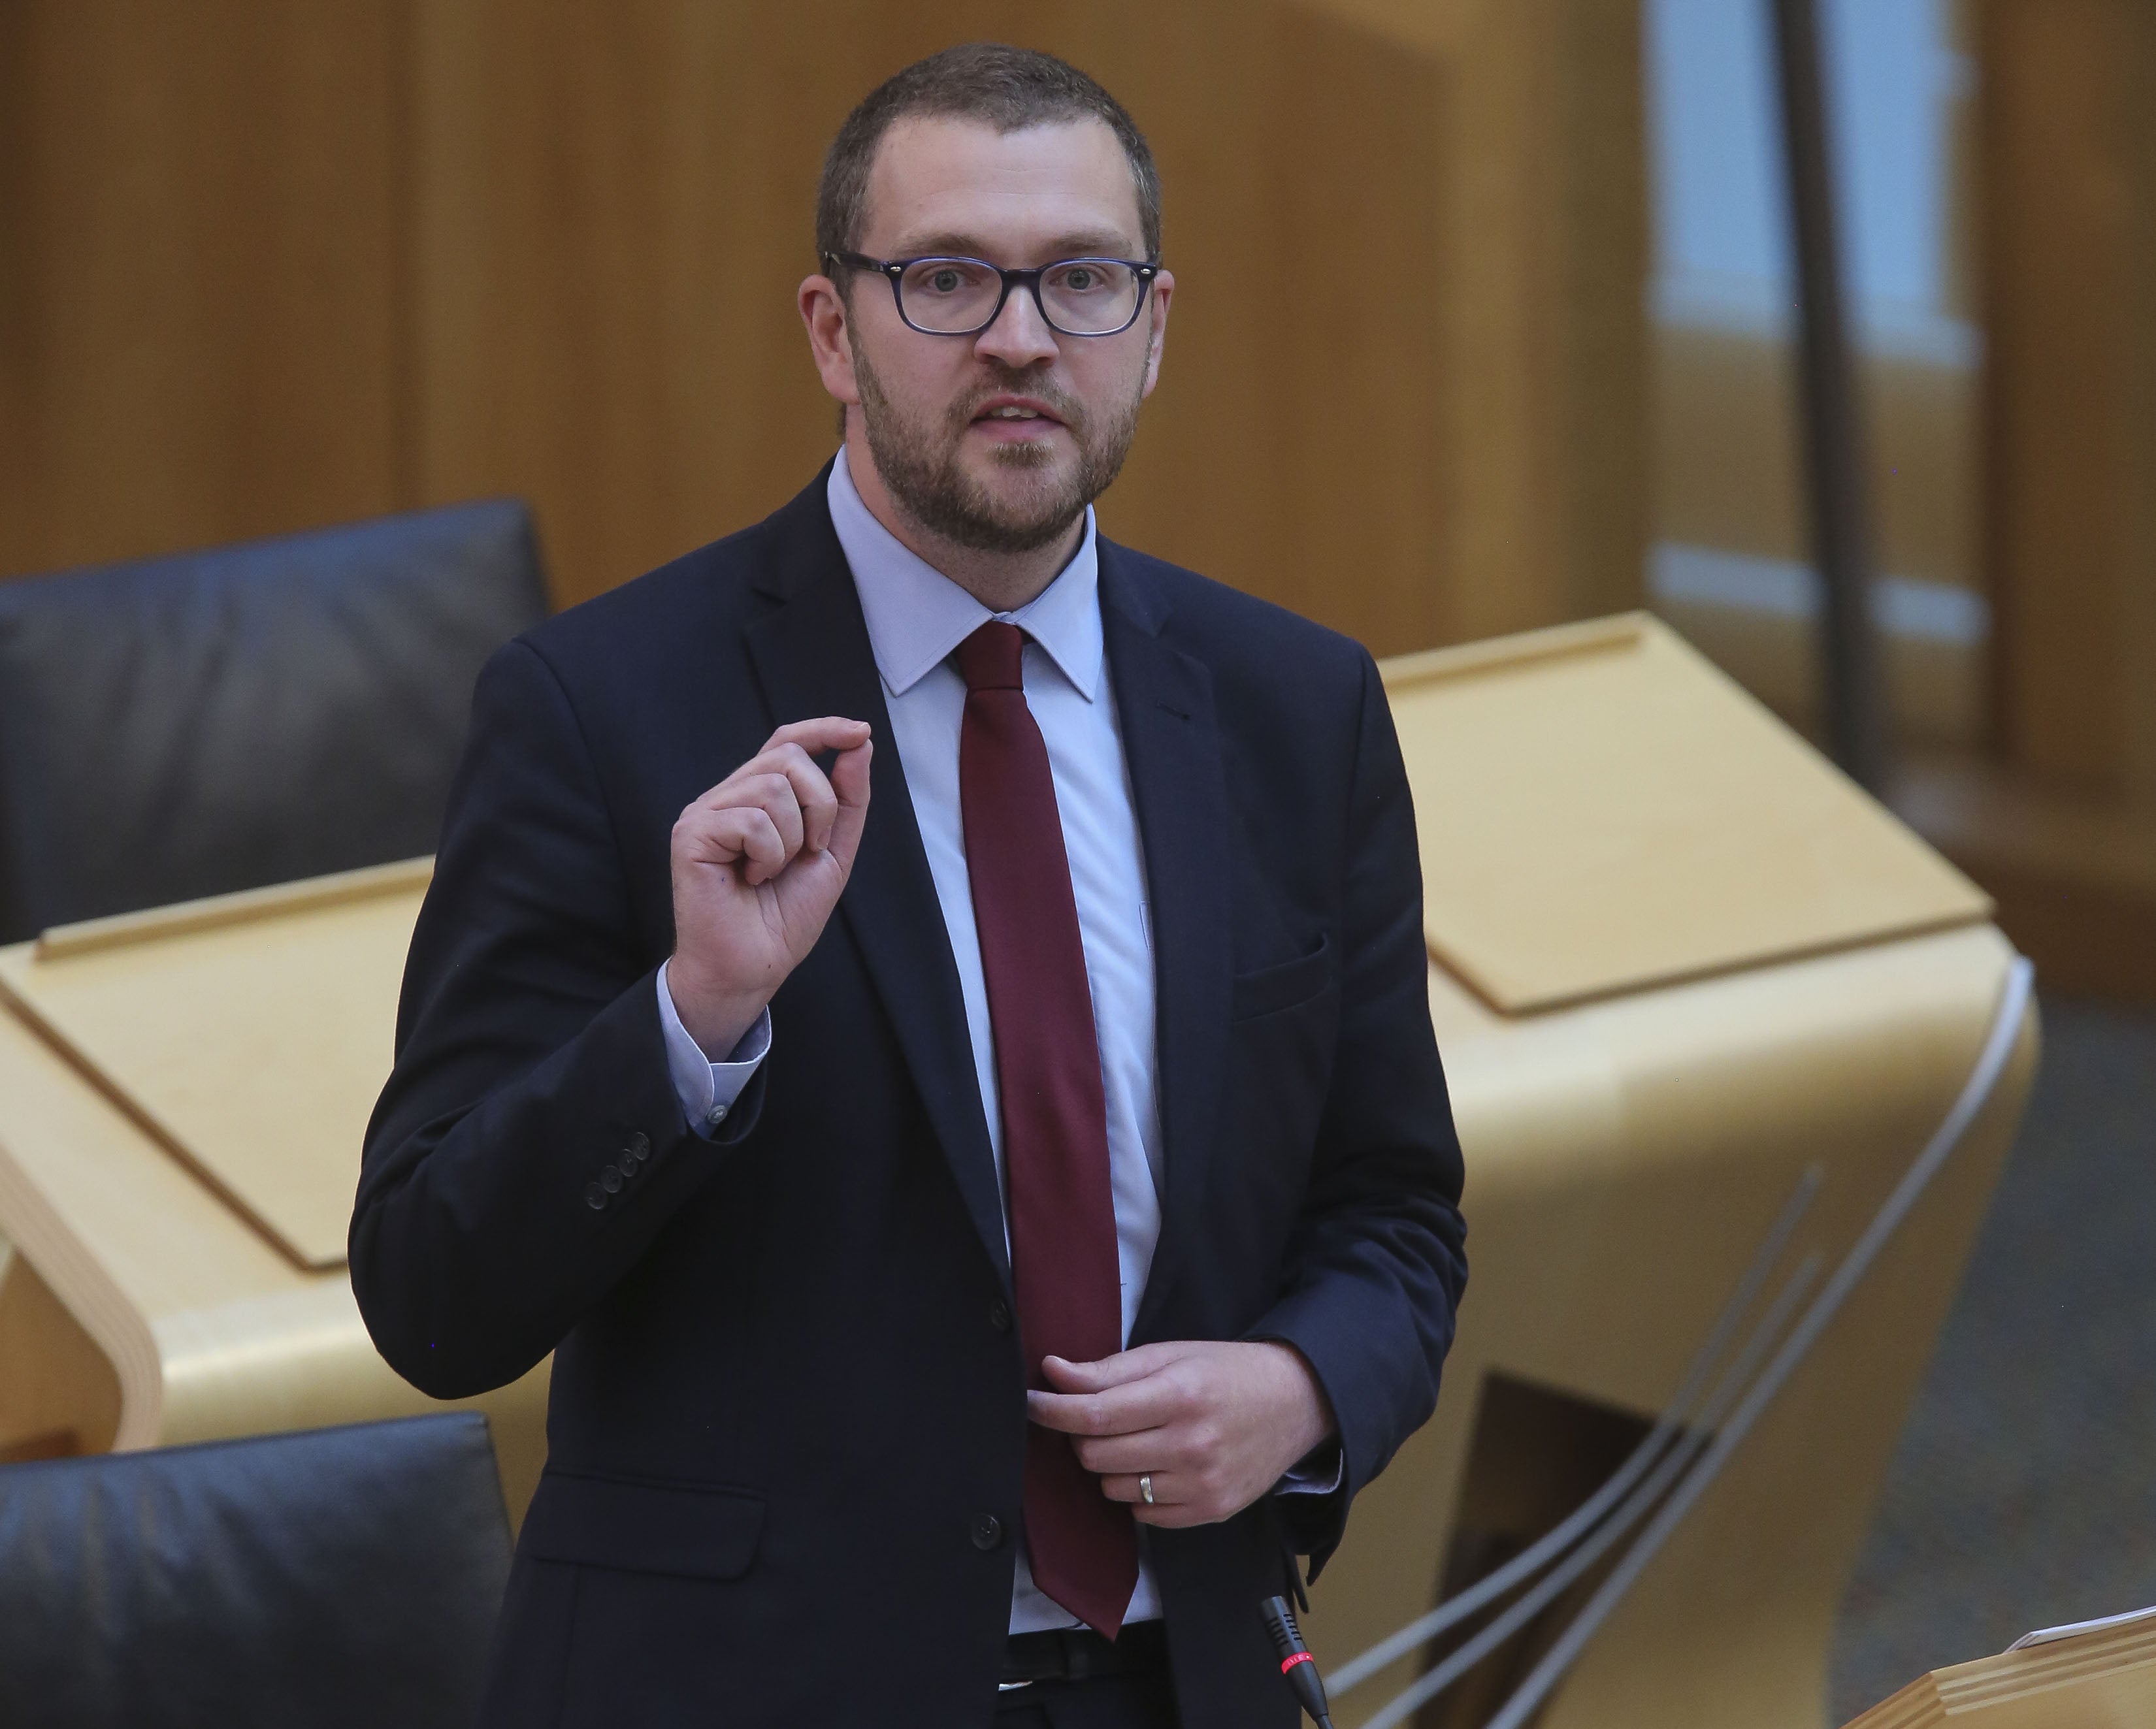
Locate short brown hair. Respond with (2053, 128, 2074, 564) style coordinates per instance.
(816, 44, 1162, 267)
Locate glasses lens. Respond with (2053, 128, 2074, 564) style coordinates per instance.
(1040, 260, 1141, 334)
(897, 259, 1004, 333)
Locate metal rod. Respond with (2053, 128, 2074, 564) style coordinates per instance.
(1771, 0, 1891, 792)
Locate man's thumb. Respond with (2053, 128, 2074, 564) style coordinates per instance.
(1039, 1353, 1105, 1391)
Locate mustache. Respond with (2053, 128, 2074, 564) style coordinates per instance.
(947, 368, 1085, 432)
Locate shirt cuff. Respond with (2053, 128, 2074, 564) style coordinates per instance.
(1276, 1442, 1345, 1496)
(657, 961, 772, 1140)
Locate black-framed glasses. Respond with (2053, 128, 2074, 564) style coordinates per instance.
(825, 251, 1160, 337)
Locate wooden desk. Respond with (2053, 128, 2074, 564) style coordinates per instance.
(1301, 618, 2035, 1729)
(0, 860, 547, 1513)
(1841, 1611, 2156, 1728)
(0, 615, 2036, 1726)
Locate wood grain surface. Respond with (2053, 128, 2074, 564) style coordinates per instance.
(0, 0, 1646, 659)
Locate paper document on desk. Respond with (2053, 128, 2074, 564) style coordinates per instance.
(2008, 1602, 2156, 1651)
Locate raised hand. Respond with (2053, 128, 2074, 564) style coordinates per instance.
(666, 717, 872, 1057)
(1026, 1340, 1337, 1528)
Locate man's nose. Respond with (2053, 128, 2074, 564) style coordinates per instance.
(973, 280, 1060, 368)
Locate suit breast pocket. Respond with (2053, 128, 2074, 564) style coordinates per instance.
(1230, 935, 1336, 1023)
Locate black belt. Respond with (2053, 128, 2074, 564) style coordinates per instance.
(1001, 1619, 1169, 1687)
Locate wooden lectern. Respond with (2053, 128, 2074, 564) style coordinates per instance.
(1299, 616, 2036, 1728)
(0, 613, 2034, 1726)
(0, 860, 548, 1511)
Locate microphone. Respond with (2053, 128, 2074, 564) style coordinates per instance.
(1260, 1594, 1337, 1728)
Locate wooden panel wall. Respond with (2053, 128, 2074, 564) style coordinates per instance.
(0, 3, 407, 574)
(1883, 0, 2156, 1001)
(1978, 0, 2156, 806)
(0, 1, 1646, 660)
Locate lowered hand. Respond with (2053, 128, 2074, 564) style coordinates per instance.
(1026, 1340, 1337, 1528)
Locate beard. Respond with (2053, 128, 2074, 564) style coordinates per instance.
(851, 346, 1145, 555)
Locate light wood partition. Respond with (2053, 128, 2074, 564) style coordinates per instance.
(0, 865, 550, 1512)
(1978, 0, 2156, 804)
(1886, 0, 2156, 999)
(0, 0, 1646, 659)
(1301, 617, 2033, 1729)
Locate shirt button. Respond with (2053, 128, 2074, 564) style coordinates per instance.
(708, 1105, 727, 1126)
(600, 1165, 624, 1193)
(987, 1297, 1011, 1333)
(583, 1183, 608, 1210)
(970, 1513, 1003, 1551)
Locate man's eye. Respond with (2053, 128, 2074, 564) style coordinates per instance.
(1062, 268, 1097, 292)
(928, 269, 962, 294)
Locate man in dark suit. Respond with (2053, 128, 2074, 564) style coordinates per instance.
(353, 43, 1465, 1729)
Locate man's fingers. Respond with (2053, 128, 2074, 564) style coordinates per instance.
(693, 807, 786, 882)
(1039, 1354, 1114, 1393)
(1027, 1374, 1181, 1439)
(1098, 1474, 1216, 1530)
(738, 773, 806, 863)
(749, 752, 836, 854)
(762, 716, 872, 757)
(1030, 1347, 1201, 1438)
(1041, 1344, 1192, 1393)
(824, 735, 872, 872)
(715, 721, 872, 868)
(683, 777, 804, 883)
(1070, 1429, 1177, 1477)
(706, 749, 832, 845)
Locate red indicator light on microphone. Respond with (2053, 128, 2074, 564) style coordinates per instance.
(1260, 1594, 1337, 1727)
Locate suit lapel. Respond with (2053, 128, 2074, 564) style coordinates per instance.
(1098, 545, 1235, 1343)
(742, 479, 1010, 1291)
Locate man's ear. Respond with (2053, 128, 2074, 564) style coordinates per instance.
(1139, 267, 1173, 398)
(800, 272, 862, 413)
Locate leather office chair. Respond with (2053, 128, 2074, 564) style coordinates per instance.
(0, 501, 549, 944)
(0, 1413, 514, 1728)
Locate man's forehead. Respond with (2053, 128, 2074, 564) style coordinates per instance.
(862, 115, 1144, 257)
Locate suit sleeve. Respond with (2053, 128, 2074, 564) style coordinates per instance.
(1251, 649, 1469, 1575)
(349, 638, 764, 1400)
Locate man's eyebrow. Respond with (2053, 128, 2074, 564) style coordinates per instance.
(885, 229, 1142, 260)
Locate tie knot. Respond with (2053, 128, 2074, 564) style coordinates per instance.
(957, 620, 1027, 692)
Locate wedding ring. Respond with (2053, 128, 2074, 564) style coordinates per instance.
(1139, 1474, 1156, 1506)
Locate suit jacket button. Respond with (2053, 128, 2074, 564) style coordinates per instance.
(971, 1513, 1003, 1551)
(584, 1183, 608, 1210)
(627, 1131, 651, 1159)
(987, 1297, 1011, 1333)
(600, 1165, 625, 1193)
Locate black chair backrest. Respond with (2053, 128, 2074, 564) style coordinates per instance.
(0, 500, 549, 943)
(0, 1413, 513, 1729)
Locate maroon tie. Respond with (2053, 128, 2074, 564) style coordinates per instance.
(956, 620, 1137, 1638)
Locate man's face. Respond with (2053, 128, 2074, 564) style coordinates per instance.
(823, 116, 1171, 554)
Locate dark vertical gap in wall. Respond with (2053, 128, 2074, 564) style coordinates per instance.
(0, 5, 42, 578)
(386, 0, 422, 517)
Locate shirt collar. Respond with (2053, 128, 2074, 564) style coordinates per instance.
(826, 445, 1103, 702)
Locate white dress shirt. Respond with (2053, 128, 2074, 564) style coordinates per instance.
(659, 447, 1330, 1634)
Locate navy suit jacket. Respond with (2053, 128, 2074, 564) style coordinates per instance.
(351, 469, 1467, 1728)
